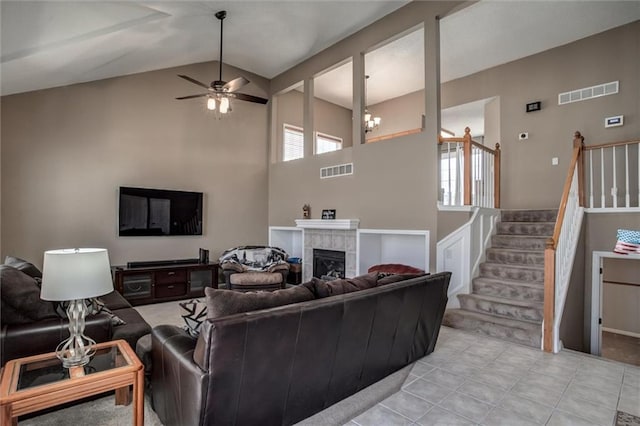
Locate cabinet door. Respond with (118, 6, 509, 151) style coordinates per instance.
(121, 273, 152, 299)
(189, 269, 213, 294)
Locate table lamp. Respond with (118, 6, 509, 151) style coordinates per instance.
(40, 248, 114, 367)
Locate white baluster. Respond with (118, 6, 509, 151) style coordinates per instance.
(612, 146, 617, 208)
(625, 144, 630, 207)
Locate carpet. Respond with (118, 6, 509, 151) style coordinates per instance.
(617, 411, 640, 426)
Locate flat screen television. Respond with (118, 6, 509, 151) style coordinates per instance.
(118, 186, 203, 236)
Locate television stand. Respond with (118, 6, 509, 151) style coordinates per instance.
(126, 258, 200, 268)
(113, 262, 218, 306)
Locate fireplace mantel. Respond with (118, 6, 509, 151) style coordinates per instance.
(295, 219, 359, 230)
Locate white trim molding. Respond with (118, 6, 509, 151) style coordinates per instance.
(295, 219, 359, 230)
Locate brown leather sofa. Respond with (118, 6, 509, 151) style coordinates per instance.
(151, 271, 451, 426)
(0, 259, 151, 365)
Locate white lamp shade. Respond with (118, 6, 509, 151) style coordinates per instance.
(41, 248, 113, 301)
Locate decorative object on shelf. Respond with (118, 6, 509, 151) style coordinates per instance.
(364, 75, 381, 133)
(321, 209, 336, 220)
(175, 10, 268, 118)
(302, 204, 311, 219)
(40, 248, 113, 368)
(199, 248, 210, 264)
(614, 229, 640, 254)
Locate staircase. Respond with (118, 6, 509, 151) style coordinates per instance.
(443, 209, 557, 347)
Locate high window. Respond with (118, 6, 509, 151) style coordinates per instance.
(283, 124, 304, 161)
(315, 132, 343, 154)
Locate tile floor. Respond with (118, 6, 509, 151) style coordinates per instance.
(348, 327, 640, 426)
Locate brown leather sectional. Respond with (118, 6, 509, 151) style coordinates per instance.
(151, 271, 451, 426)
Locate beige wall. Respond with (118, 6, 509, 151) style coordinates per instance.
(365, 90, 424, 141)
(582, 212, 640, 349)
(1, 61, 270, 267)
(442, 21, 640, 209)
(436, 210, 473, 241)
(268, 2, 461, 271)
(274, 89, 353, 162)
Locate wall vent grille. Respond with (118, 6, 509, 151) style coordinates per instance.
(558, 81, 618, 105)
(320, 163, 353, 179)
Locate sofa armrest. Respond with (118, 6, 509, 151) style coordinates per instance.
(1, 314, 113, 365)
(151, 325, 208, 426)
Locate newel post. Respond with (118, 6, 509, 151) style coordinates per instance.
(494, 143, 501, 209)
(463, 127, 472, 205)
(543, 238, 556, 352)
(574, 131, 585, 207)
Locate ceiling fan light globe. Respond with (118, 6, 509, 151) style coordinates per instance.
(207, 98, 216, 110)
(373, 117, 381, 126)
(220, 97, 230, 113)
(364, 112, 372, 122)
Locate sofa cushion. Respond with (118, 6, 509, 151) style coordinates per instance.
(229, 271, 282, 285)
(204, 285, 314, 320)
(378, 272, 428, 285)
(99, 291, 132, 311)
(312, 272, 379, 298)
(4, 256, 43, 279)
(0, 265, 58, 324)
(110, 307, 152, 349)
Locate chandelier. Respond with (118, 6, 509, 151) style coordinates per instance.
(364, 75, 381, 133)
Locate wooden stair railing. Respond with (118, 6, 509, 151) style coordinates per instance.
(543, 131, 585, 352)
(438, 127, 501, 208)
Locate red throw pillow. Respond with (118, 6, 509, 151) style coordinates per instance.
(367, 263, 424, 275)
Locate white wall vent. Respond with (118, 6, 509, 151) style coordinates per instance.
(320, 163, 353, 179)
(558, 81, 618, 105)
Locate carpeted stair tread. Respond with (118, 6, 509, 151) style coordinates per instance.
(473, 277, 544, 302)
(458, 293, 543, 323)
(443, 309, 542, 348)
(486, 248, 545, 265)
(501, 209, 558, 223)
(491, 235, 549, 250)
(479, 262, 545, 283)
(497, 221, 555, 236)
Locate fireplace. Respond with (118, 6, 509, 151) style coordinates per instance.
(313, 249, 345, 280)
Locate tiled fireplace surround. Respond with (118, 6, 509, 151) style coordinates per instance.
(303, 229, 357, 282)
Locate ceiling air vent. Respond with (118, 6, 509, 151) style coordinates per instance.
(558, 81, 618, 105)
(320, 163, 353, 179)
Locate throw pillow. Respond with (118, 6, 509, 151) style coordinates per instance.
(312, 272, 379, 298)
(204, 285, 314, 320)
(180, 299, 208, 337)
(54, 298, 127, 326)
(3, 256, 43, 279)
(0, 265, 57, 324)
(367, 263, 425, 275)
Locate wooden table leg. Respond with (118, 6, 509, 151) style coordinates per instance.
(133, 369, 144, 426)
(1, 404, 16, 426)
(115, 385, 132, 406)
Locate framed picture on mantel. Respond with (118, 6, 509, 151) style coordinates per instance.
(321, 209, 336, 220)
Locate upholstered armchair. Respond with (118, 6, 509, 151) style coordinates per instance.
(219, 246, 290, 291)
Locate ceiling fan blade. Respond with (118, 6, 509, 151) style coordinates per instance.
(232, 92, 269, 104)
(176, 93, 208, 100)
(223, 77, 250, 93)
(178, 75, 210, 90)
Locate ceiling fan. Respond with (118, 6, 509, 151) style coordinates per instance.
(175, 10, 268, 114)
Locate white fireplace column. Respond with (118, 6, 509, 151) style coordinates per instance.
(295, 219, 359, 281)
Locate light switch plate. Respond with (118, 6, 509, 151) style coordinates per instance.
(552, 157, 559, 166)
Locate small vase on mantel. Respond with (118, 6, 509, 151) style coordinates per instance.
(302, 204, 311, 219)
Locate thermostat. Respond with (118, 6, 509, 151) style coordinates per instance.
(605, 115, 623, 128)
